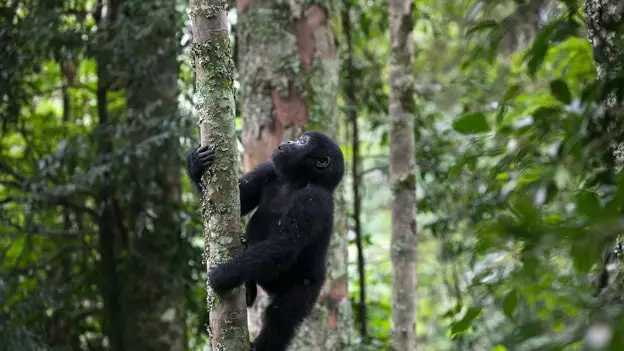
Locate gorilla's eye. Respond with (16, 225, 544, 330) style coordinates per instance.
(315, 156, 331, 169)
(299, 136, 309, 144)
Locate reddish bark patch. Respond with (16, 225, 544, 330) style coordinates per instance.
(243, 124, 283, 171)
(325, 281, 348, 328)
(327, 312, 338, 328)
(329, 281, 348, 302)
(295, 5, 333, 69)
(271, 89, 308, 128)
(237, 0, 254, 15)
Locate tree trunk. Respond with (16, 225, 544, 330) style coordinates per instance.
(189, 0, 250, 349)
(342, 2, 367, 341)
(585, 0, 624, 148)
(236, 0, 354, 348)
(585, 0, 624, 297)
(118, 1, 187, 349)
(94, 2, 125, 348)
(388, 0, 418, 348)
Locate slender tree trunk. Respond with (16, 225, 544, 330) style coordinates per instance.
(388, 0, 418, 348)
(45, 58, 80, 351)
(189, 0, 250, 349)
(236, 0, 354, 348)
(342, 2, 367, 341)
(94, 1, 125, 348)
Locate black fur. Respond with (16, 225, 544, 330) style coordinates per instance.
(186, 131, 344, 351)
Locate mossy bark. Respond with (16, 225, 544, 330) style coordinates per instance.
(388, 0, 418, 349)
(237, 0, 354, 348)
(190, 0, 250, 349)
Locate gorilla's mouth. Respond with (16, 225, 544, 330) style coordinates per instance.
(271, 148, 283, 161)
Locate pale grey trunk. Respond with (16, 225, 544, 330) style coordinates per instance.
(388, 0, 418, 348)
(237, 0, 354, 348)
(190, 0, 250, 349)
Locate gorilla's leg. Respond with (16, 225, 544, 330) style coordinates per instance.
(252, 283, 322, 351)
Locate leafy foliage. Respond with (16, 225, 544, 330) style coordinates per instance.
(4, 0, 624, 350)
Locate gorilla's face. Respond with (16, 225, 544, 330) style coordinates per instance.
(271, 131, 344, 189)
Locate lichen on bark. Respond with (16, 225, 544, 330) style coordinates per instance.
(389, 0, 418, 348)
(585, 0, 624, 165)
(304, 54, 340, 130)
(189, 0, 249, 349)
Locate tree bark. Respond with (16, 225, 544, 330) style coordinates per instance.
(189, 0, 250, 349)
(585, 0, 624, 297)
(94, 1, 125, 348)
(236, 0, 354, 348)
(342, 2, 367, 341)
(388, 0, 418, 348)
(586, 0, 624, 154)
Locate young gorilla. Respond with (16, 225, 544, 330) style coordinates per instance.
(186, 131, 344, 351)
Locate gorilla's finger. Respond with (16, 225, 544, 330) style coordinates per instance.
(197, 145, 213, 154)
(199, 153, 214, 161)
(198, 149, 214, 158)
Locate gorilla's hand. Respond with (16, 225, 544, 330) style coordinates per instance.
(208, 262, 242, 294)
(186, 144, 214, 190)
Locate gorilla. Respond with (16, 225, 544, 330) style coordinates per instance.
(187, 131, 344, 351)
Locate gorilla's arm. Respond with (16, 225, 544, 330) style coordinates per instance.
(208, 186, 333, 293)
(239, 161, 276, 216)
(186, 146, 276, 215)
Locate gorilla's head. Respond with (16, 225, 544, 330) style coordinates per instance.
(271, 131, 344, 190)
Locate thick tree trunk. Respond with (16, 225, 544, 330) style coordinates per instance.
(189, 0, 250, 349)
(586, 0, 624, 82)
(388, 0, 418, 348)
(585, 0, 624, 151)
(585, 0, 624, 297)
(236, 0, 354, 348)
(118, 1, 187, 349)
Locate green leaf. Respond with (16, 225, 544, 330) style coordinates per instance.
(511, 196, 538, 224)
(526, 20, 562, 76)
(571, 241, 600, 273)
(554, 167, 571, 189)
(451, 306, 482, 336)
(466, 20, 499, 36)
(502, 290, 519, 318)
(492, 345, 509, 351)
(449, 162, 464, 180)
(502, 84, 521, 104)
(496, 105, 507, 125)
(452, 112, 490, 134)
(532, 106, 561, 120)
(550, 79, 572, 104)
(576, 190, 600, 217)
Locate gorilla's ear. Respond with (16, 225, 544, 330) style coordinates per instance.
(315, 157, 331, 169)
